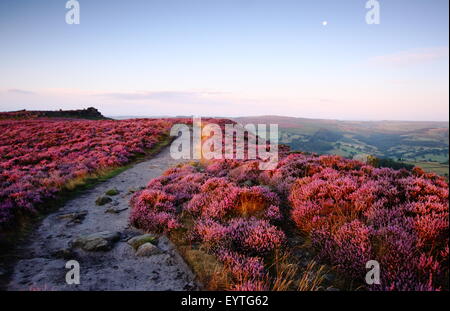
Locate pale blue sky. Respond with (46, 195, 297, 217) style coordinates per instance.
(0, 0, 448, 120)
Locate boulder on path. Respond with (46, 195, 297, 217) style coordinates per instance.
(70, 231, 121, 252)
(95, 196, 112, 206)
(105, 188, 120, 196)
(135, 243, 162, 257)
(127, 234, 158, 250)
(57, 211, 88, 225)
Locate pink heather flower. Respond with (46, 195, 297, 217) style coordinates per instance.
(217, 249, 266, 281)
(228, 217, 285, 256)
(192, 218, 230, 247)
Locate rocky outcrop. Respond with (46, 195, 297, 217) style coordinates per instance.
(0, 107, 108, 120)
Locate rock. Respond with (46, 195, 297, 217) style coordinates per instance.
(95, 196, 112, 206)
(135, 243, 162, 257)
(57, 211, 88, 224)
(127, 234, 158, 250)
(70, 231, 120, 252)
(105, 188, 119, 196)
(105, 206, 128, 214)
(243, 180, 253, 187)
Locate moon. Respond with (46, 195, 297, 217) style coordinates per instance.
(322, 21, 328, 26)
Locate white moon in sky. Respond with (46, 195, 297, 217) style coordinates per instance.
(322, 21, 328, 26)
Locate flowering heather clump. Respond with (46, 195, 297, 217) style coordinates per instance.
(227, 217, 285, 256)
(217, 249, 266, 282)
(228, 160, 263, 185)
(312, 220, 372, 279)
(204, 159, 241, 177)
(186, 178, 241, 219)
(0, 118, 184, 231)
(129, 190, 179, 232)
(192, 218, 230, 248)
(288, 156, 449, 290)
(235, 186, 280, 218)
(148, 165, 207, 206)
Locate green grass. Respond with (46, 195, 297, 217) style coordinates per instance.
(406, 161, 449, 177)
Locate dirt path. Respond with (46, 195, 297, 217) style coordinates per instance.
(6, 147, 198, 291)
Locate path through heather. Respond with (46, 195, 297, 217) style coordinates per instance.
(7, 147, 198, 291)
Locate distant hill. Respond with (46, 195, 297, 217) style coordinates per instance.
(234, 115, 449, 176)
(0, 107, 109, 120)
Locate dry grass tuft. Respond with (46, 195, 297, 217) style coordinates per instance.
(180, 247, 231, 290)
(270, 250, 327, 291)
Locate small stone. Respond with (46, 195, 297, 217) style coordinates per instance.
(95, 196, 112, 206)
(135, 243, 162, 257)
(57, 211, 88, 224)
(105, 207, 128, 214)
(105, 188, 120, 196)
(127, 234, 158, 250)
(243, 180, 253, 187)
(70, 231, 120, 252)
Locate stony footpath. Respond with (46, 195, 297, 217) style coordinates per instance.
(6, 148, 198, 291)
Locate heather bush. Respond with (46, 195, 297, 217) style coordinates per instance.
(227, 217, 285, 256)
(288, 155, 449, 290)
(216, 249, 266, 282)
(186, 178, 241, 219)
(129, 190, 179, 232)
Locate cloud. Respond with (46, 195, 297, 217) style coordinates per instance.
(98, 91, 198, 101)
(7, 89, 35, 95)
(96, 90, 228, 106)
(370, 47, 449, 67)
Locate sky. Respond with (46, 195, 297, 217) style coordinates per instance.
(0, 0, 448, 121)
